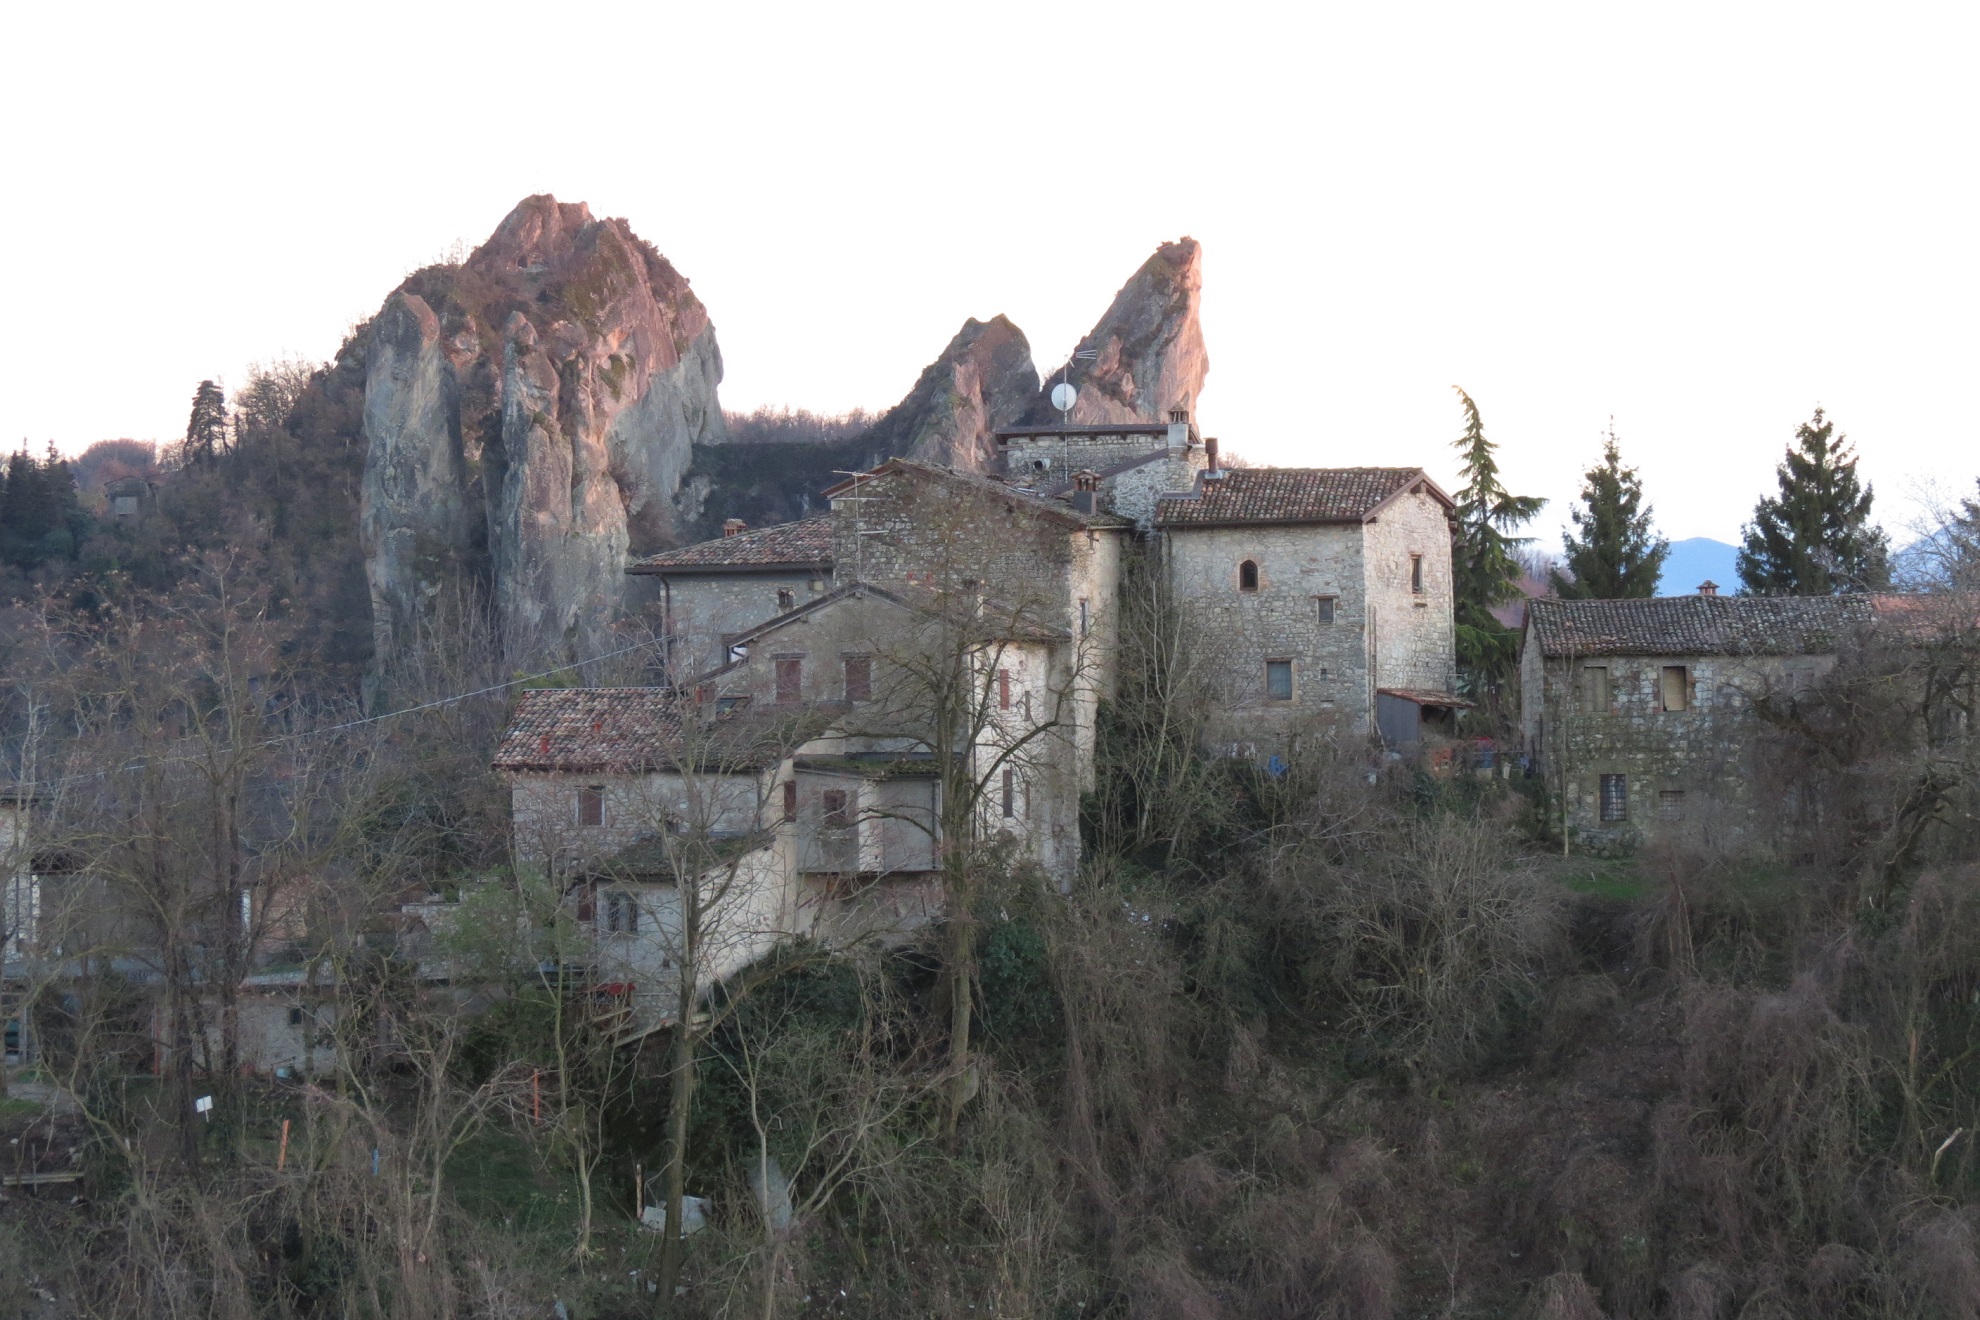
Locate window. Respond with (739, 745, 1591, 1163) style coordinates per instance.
(1001, 767, 1016, 818)
(288, 1006, 305, 1027)
(1265, 659, 1294, 701)
(1315, 596, 1337, 625)
(998, 668, 1012, 710)
(1238, 560, 1260, 592)
(1659, 790, 1685, 821)
(1410, 554, 1425, 594)
(821, 790, 851, 828)
(1661, 665, 1689, 712)
(578, 785, 605, 827)
(843, 654, 871, 703)
(1599, 774, 1628, 822)
(1580, 666, 1611, 710)
(1079, 597, 1090, 637)
(782, 780, 798, 823)
(775, 656, 803, 704)
(777, 588, 795, 611)
(604, 890, 639, 934)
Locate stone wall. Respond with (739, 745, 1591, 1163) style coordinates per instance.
(1103, 448, 1209, 526)
(660, 570, 833, 678)
(1160, 490, 1456, 754)
(1165, 521, 1374, 746)
(829, 467, 1125, 646)
(1523, 648, 1834, 846)
(999, 425, 1181, 481)
(702, 591, 1084, 884)
(1360, 489, 1458, 696)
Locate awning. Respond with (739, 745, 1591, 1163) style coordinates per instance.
(1377, 688, 1474, 710)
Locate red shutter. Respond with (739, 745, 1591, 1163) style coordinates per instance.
(775, 658, 803, 704)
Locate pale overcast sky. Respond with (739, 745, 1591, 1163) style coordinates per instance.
(4, 2, 1974, 546)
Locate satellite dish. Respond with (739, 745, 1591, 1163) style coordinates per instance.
(1050, 382, 1078, 413)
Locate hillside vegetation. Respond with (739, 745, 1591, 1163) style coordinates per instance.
(1, 556, 1977, 1320)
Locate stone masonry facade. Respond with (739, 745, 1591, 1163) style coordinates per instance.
(1520, 594, 1876, 848)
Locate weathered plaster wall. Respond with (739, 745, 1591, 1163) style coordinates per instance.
(509, 770, 766, 868)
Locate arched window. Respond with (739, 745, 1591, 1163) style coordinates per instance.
(1238, 559, 1259, 592)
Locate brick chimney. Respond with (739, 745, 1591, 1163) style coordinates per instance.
(723, 518, 748, 538)
(1698, 580, 1719, 596)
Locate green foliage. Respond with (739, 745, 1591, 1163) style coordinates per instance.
(974, 913, 1058, 1044)
(1449, 388, 1544, 702)
(182, 379, 228, 465)
(0, 443, 91, 577)
(1552, 425, 1669, 599)
(1737, 406, 1890, 595)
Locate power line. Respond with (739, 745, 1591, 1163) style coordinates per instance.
(13, 634, 667, 794)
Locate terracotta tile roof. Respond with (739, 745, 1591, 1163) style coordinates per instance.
(627, 517, 833, 573)
(493, 688, 688, 773)
(1524, 595, 1878, 659)
(1155, 468, 1449, 526)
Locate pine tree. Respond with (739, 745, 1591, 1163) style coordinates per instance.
(1736, 407, 1889, 595)
(1450, 387, 1545, 697)
(1551, 425, 1669, 599)
(0, 444, 88, 570)
(184, 380, 229, 465)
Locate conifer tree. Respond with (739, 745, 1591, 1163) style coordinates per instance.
(1551, 425, 1669, 599)
(1450, 387, 1545, 697)
(184, 379, 228, 465)
(1736, 407, 1889, 595)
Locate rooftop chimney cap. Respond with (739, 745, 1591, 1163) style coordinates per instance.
(1168, 407, 1190, 424)
(723, 518, 748, 537)
(1072, 469, 1100, 492)
(1697, 580, 1720, 596)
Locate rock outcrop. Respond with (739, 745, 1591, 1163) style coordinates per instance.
(358, 195, 724, 674)
(1022, 237, 1207, 426)
(854, 315, 1038, 471)
(846, 239, 1210, 474)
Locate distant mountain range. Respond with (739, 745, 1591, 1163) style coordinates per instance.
(1658, 537, 1739, 597)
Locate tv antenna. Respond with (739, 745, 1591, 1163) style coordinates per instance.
(1055, 347, 1099, 423)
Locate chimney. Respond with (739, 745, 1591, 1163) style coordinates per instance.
(1166, 406, 1192, 453)
(723, 518, 748, 538)
(1698, 580, 1719, 596)
(1205, 435, 1221, 475)
(1071, 470, 1099, 515)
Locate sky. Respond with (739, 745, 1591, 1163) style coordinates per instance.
(4, 1, 1975, 548)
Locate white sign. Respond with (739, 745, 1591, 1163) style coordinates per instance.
(193, 1095, 214, 1114)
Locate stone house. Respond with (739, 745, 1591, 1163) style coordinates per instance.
(627, 516, 835, 678)
(626, 419, 1462, 769)
(1153, 466, 1463, 751)
(1520, 589, 1882, 846)
(103, 475, 155, 522)
(493, 581, 1079, 1025)
(995, 409, 1211, 526)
